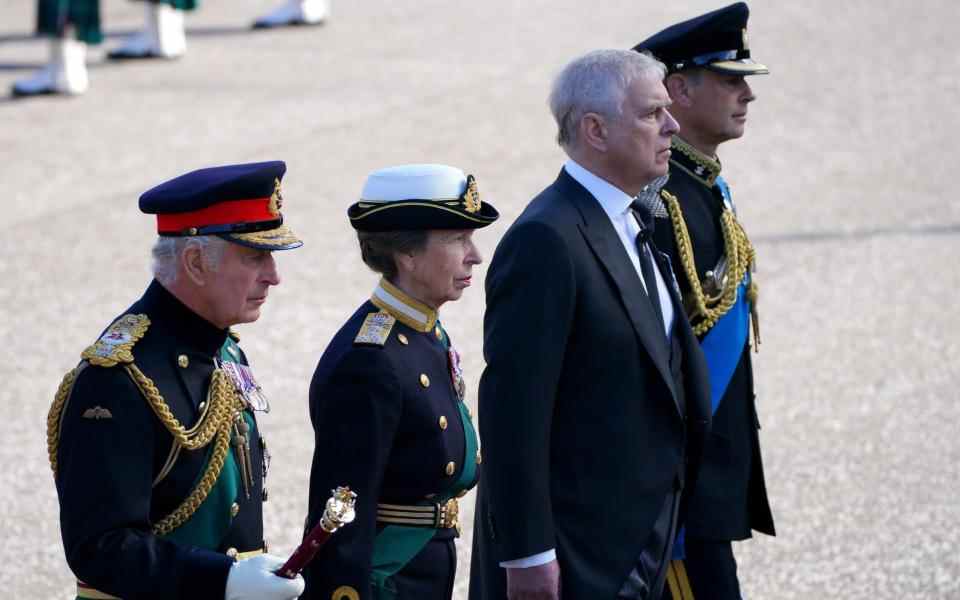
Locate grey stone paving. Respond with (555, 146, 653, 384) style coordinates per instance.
(1, 1, 958, 598)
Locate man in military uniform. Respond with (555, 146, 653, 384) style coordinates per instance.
(302, 164, 499, 600)
(632, 4, 776, 598)
(47, 161, 306, 599)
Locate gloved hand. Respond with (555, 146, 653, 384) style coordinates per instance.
(224, 553, 305, 600)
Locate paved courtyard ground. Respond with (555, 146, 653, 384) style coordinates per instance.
(1, 1, 958, 597)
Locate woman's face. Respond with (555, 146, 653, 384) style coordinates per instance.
(397, 229, 483, 309)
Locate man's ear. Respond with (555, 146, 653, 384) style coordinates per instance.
(181, 244, 207, 285)
(580, 112, 609, 153)
(665, 74, 694, 108)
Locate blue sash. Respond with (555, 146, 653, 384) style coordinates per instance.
(672, 283, 750, 559)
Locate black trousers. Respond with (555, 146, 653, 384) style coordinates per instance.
(662, 538, 742, 600)
(389, 537, 457, 600)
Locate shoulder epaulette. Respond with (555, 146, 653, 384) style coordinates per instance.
(354, 311, 396, 347)
(80, 313, 151, 367)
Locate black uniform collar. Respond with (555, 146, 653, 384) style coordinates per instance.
(669, 136, 722, 188)
(370, 278, 438, 333)
(139, 279, 229, 355)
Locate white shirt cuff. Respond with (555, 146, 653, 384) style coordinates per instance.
(500, 549, 557, 568)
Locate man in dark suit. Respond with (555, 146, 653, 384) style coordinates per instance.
(469, 49, 711, 600)
(633, 4, 776, 599)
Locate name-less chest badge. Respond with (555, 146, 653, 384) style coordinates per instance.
(82, 406, 113, 420)
(218, 358, 271, 412)
(355, 311, 396, 347)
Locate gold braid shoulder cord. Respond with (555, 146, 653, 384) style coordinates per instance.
(47, 364, 244, 536)
(661, 189, 761, 348)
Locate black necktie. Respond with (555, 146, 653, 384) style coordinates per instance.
(630, 200, 665, 334)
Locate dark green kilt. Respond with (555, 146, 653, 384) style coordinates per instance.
(37, 0, 200, 45)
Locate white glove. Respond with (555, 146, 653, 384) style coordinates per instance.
(224, 553, 305, 600)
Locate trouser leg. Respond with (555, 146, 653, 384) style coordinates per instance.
(666, 538, 742, 600)
(37, 0, 103, 44)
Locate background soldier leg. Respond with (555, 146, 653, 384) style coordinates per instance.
(11, 0, 98, 96)
(108, 0, 198, 59)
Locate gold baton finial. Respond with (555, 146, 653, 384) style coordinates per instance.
(320, 486, 357, 533)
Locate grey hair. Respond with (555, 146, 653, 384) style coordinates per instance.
(357, 230, 430, 281)
(151, 236, 227, 285)
(549, 49, 667, 148)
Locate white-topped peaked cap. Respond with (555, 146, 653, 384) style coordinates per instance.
(360, 164, 468, 202)
(349, 163, 499, 232)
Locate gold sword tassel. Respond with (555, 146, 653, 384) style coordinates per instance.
(747, 279, 760, 353)
(233, 416, 253, 499)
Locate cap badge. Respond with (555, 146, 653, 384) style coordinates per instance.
(462, 175, 481, 214)
(742, 28, 750, 50)
(268, 178, 283, 216)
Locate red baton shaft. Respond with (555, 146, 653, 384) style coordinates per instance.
(276, 486, 357, 579)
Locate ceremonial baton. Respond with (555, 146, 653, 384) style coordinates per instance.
(275, 486, 357, 579)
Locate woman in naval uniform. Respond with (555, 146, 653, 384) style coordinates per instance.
(301, 164, 499, 600)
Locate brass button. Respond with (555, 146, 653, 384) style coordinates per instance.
(198, 401, 207, 412)
(438, 415, 448, 430)
(434, 326, 442, 339)
(177, 354, 189, 368)
(467, 406, 474, 419)
(476, 450, 482, 464)
(420, 374, 430, 388)
(445, 461, 456, 476)
(398, 333, 409, 345)
(230, 502, 240, 517)
(225, 547, 238, 559)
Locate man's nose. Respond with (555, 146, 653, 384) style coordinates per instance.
(263, 253, 281, 285)
(663, 108, 680, 136)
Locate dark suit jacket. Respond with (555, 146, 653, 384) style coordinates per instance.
(469, 169, 711, 599)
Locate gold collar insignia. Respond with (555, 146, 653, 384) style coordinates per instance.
(670, 136, 722, 187)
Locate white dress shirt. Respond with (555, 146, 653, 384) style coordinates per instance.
(564, 159, 674, 337)
(500, 161, 676, 570)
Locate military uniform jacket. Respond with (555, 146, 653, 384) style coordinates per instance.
(469, 169, 712, 599)
(653, 137, 775, 540)
(49, 280, 267, 599)
(303, 280, 479, 600)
